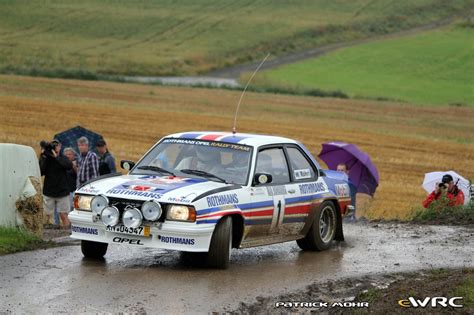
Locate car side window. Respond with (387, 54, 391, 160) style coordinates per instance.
(287, 147, 316, 181)
(255, 148, 290, 185)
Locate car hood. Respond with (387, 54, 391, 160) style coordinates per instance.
(76, 174, 230, 204)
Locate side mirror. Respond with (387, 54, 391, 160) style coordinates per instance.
(254, 173, 272, 185)
(120, 160, 135, 171)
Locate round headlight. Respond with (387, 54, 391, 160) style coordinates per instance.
(91, 195, 109, 214)
(101, 206, 120, 226)
(123, 208, 143, 229)
(141, 200, 162, 221)
(166, 205, 196, 222)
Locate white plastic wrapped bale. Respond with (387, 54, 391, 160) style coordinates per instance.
(471, 185, 474, 203)
(0, 144, 42, 232)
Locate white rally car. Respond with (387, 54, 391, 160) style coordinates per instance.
(70, 132, 353, 268)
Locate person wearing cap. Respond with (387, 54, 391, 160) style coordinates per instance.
(422, 174, 465, 208)
(39, 139, 72, 228)
(96, 139, 116, 175)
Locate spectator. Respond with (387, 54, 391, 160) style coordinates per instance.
(63, 147, 78, 211)
(423, 174, 465, 208)
(96, 139, 116, 175)
(39, 140, 72, 228)
(337, 163, 357, 220)
(76, 136, 99, 187)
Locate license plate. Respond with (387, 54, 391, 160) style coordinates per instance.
(106, 225, 150, 237)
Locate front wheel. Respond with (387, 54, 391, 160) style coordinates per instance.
(297, 201, 337, 251)
(206, 216, 232, 269)
(81, 240, 108, 259)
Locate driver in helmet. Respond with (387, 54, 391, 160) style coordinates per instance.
(176, 145, 222, 174)
(195, 146, 221, 172)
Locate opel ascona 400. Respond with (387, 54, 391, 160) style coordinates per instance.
(69, 132, 353, 268)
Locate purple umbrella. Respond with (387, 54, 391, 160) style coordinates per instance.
(318, 142, 379, 196)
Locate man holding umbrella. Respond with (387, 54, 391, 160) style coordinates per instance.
(318, 142, 380, 219)
(423, 174, 465, 208)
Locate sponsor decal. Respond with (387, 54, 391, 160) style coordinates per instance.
(79, 186, 100, 194)
(106, 176, 202, 199)
(106, 188, 163, 199)
(112, 236, 144, 245)
(167, 196, 192, 203)
(299, 182, 328, 194)
(158, 235, 195, 245)
(163, 138, 250, 151)
(71, 225, 98, 235)
(335, 184, 350, 197)
(266, 185, 287, 196)
(294, 169, 312, 180)
(207, 193, 239, 207)
(398, 297, 463, 308)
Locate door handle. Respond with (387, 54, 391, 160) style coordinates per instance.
(288, 189, 296, 194)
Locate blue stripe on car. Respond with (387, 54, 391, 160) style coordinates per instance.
(218, 135, 248, 144)
(196, 200, 274, 215)
(179, 132, 204, 139)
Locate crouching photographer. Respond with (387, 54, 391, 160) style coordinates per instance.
(423, 174, 465, 208)
(39, 139, 72, 228)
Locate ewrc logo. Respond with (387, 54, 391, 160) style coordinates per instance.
(158, 235, 195, 245)
(72, 225, 98, 235)
(206, 193, 239, 207)
(106, 189, 162, 199)
(398, 297, 463, 308)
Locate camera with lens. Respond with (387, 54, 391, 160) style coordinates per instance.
(40, 140, 57, 157)
(438, 182, 447, 189)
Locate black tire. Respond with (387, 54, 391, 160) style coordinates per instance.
(206, 216, 232, 269)
(297, 201, 337, 251)
(81, 240, 108, 259)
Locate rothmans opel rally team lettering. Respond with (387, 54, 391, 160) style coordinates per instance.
(69, 131, 353, 268)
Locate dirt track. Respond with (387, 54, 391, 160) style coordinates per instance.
(207, 16, 456, 79)
(0, 222, 472, 314)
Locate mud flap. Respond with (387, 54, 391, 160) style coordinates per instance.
(335, 211, 344, 241)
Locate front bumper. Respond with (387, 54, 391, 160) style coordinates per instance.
(68, 210, 215, 252)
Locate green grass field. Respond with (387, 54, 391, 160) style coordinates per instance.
(0, 227, 50, 255)
(254, 23, 474, 106)
(0, 0, 471, 76)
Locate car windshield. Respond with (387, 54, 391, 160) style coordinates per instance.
(131, 138, 252, 185)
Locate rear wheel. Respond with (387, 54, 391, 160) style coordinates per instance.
(206, 216, 232, 269)
(81, 240, 108, 259)
(297, 201, 337, 251)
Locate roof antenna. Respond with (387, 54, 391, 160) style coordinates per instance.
(232, 53, 270, 135)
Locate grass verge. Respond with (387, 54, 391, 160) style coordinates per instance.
(0, 227, 53, 255)
(411, 200, 474, 225)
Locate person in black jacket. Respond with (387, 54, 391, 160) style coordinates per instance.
(39, 140, 72, 228)
(96, 139, 116, 175)
(63, 147, 78, 211)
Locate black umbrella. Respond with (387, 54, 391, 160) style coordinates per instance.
(53, 125, 103, 155)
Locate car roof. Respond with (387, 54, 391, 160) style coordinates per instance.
(166, 131, 299, 147)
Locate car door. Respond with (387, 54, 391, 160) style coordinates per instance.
(252, 146, 292, 235)
(279, 145, 322, 236)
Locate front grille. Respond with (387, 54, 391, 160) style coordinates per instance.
(107, 197, 167, 222)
